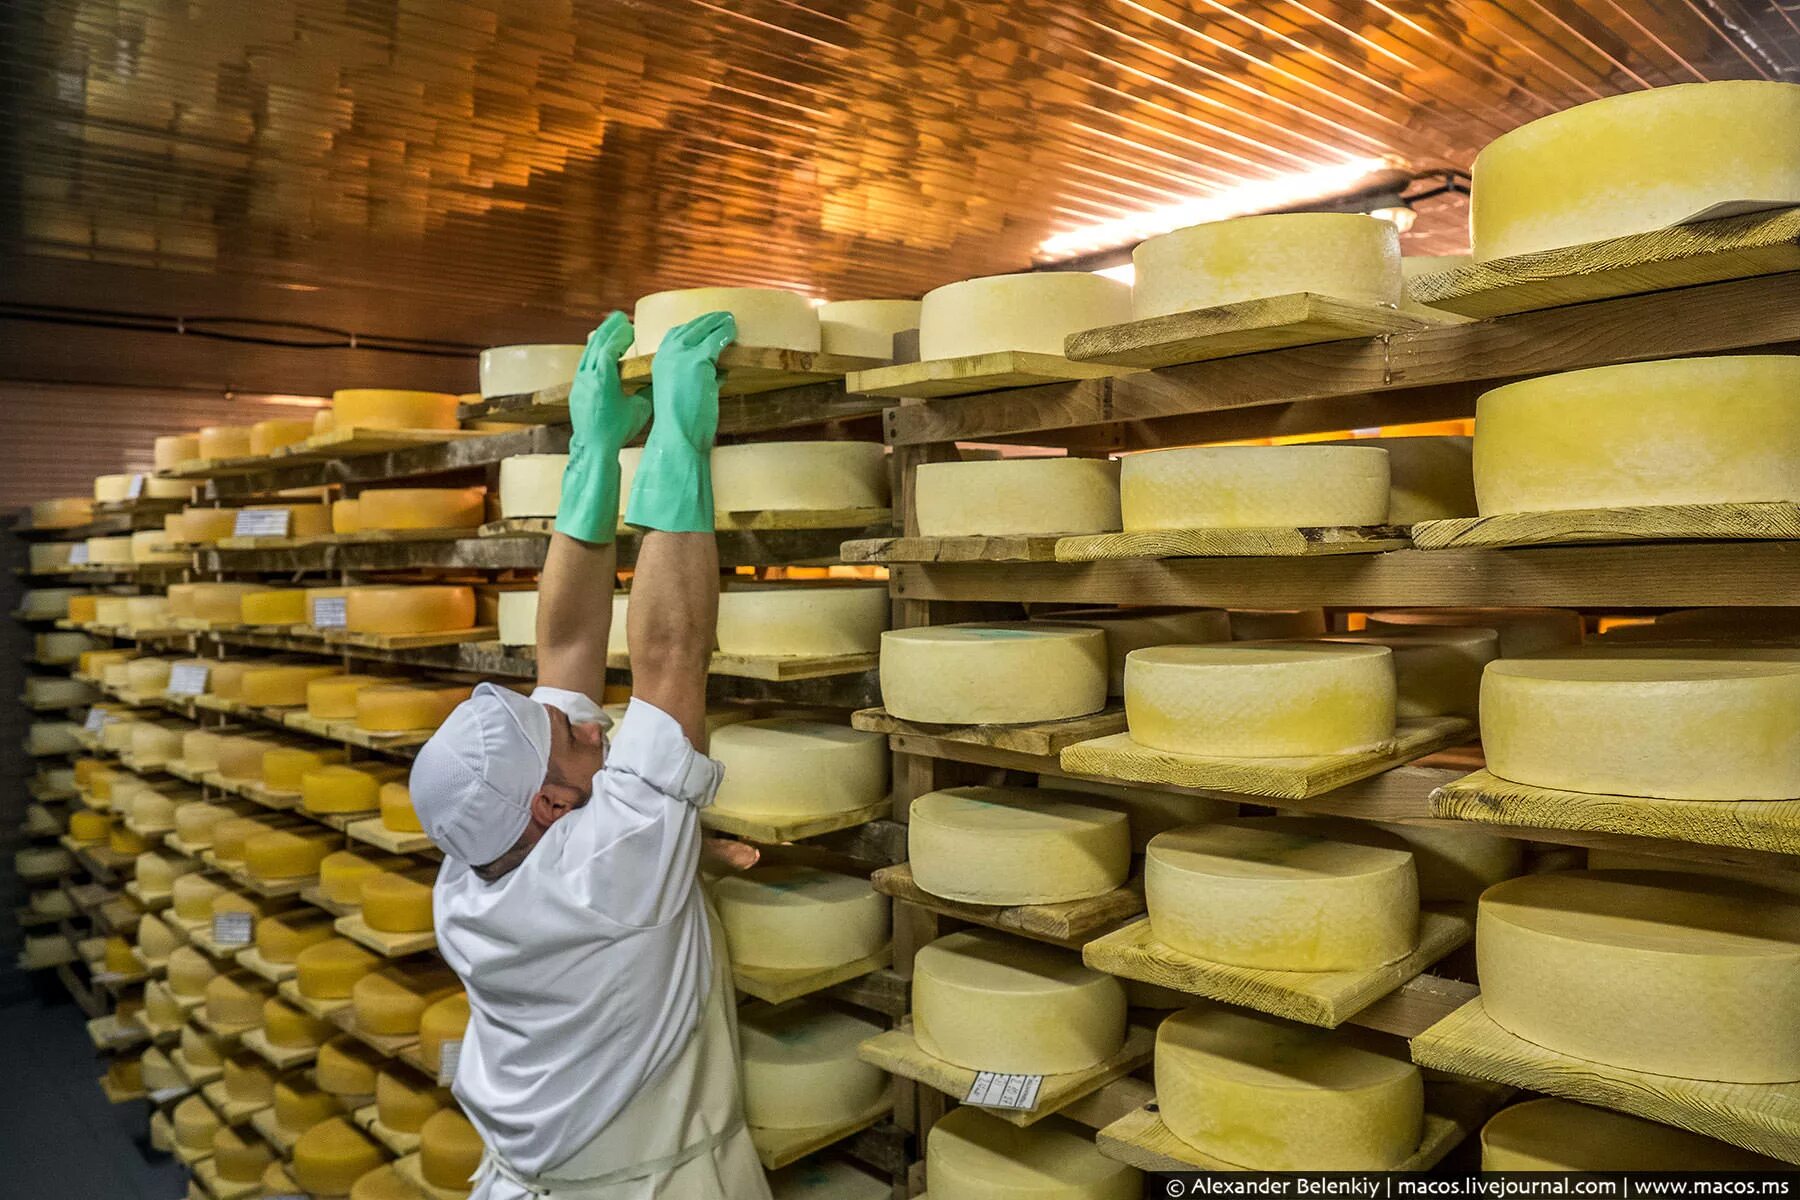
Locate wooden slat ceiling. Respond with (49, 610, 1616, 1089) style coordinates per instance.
(1, 0, 1796, 336)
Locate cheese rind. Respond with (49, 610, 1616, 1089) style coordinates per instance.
(715, 866, 889, 969)
(264, 996, 335, 1048)
(497, 590, 538, 647)
(1132, 212, 1401, 319)
(910, 786, 1130, 904)
(316, 1035, 385, 1096)
(715, 585, 887, 657)
(353, 965, 462, 1035)
(1121, 445, 1391, 530)
(919, 272, 1131, 360)
(273, 1077, 343, 1132)
(331, 388, 460, 432)
(914, 930, 1127, 1074)
(712, 441, 889, 511)
(1480, 1096, 1791, 1169)
(263, 745, 348, 792)
(155, 435, 200, 471)
(320, 849, 410, 905)
(244, 828, 340, 880)
(880, 623, 1108, 724)
(214, 1125, 275, 1181)
(345, 585, 475, 635)
(420, 1109, 484, 1190)
(1318, 628, 1498, 719)
(709, 719, 887, 819)
(292, 1116, 386, 1195)
(915, 458, 1121, 537)
(1319, 435, 1476, 523)
(304, 763, 409, 813)
(250, 418, 313, 456)
(204, 971, 272, 1029)
(926, 1100, 1141, 1200)
(198, 425, 253, 459)
(740, 1001, 888, 1129)
(361, 871, 434, 933)
(1478, 870, 1800, 1081)
(356, 487, 486, 531)
(379, 781, 423, 833)
(1040, 606, 1231, 694)
(818, 299, 921, 358)
(497, 454, 567, 518)
(307, 674, 395, 719)
(354, 685, 470, 733)
(241, 663, 341, 705)
(631, 286, 820, 354)
(376, 1068, 451, 1133)
(172, 1094, 220, 1149)
(479, 343, 584, 398)
(297, 938, 382, 999)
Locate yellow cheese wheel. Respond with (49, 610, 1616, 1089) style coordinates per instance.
(1471, 81, 1800, 260)
(181, 1023, 226, 1068)
(256, 907, 338, 963)
(1320, 435, 1476, 524)
(155, 434, 201, 470)
(709, 719, 887, 819)
(125, 594, 172, 627)
(1375, 822, 1522, 904)
(238, 503, 330, 538)
(1480, 1097, 1791, 1170)
(378, 781, 422, 833)
(292, 1116, 387, 1194)
(102, 935, 138, 974)
(497, 454, 566, 518)
(136, 914, 179, 963)
(926, 1104, 1141, 1200)
(303, 763, 410, 814)
(816, 298, 920, 357)
(1364, 607, 1583, 658)
(68, 809, 110, 842)
(129, 529, 185, 564)
(1479, 870, 1800, 1082)
(105, 1057, 142, 1096)
(915, 458, 1120, 538)
(356, 487, 486, 531)
(296, 938, 382, 999)
(331, 388, 460, 432)
(420, 1108, 484, 1190)
(317, 1034, 386, 1096)
(354, 684, 471, 733)
(1121, 445, 1390, 530)
(1318, 627, 1498, 719)
(239, 590, 308, 627)
(740, 1001, 887, 1129)
(108, 824, 150, 856)
(911, 786, 1129, 905)
(1132, 212, 1400, 319)
(914, 930, 1126, 1074)
(631, 286, 820, 354)
(880, 623, 1107, 724)
(1147, 818, 1419, 971)
(249, 418, 313, 456)
(419, 992, 470, 1073)
(319, 849, 411, 906)
(1039, 606, 1232, 695)
(204, 971, 272, 1029)
(274, 1077, 344, 1133)
(479, 343, 584, 398)
(198, 424, 253, 459)
(171, 873, 227, 923)
(213, 1124, 274, 1181)
(264, 995, 335, 1048)
(168, 506, 239, 545)
(345, 585, 475, 635)
(375, 1067, 451, 1134)
(210, 814, 281, 860)
(172, 1093, 221, 1149)
(361, 871, 435, 933)
(352, 964, 462, 1036)
(714, 584, 887, 657)
(715, 866, 888, 970)
(1125, 642, 1396, 757)
(262, 1161, 299, 1195)
(918, 272, 1131, 360)
(710, 441, 890, 512)
(263, 744, 349, 792)
(224, 1053, 278, 1104)
(307, 673, 397, 719)
(1156, 1003, 1423, 1169)
(332, 498, 362, 534)
(141, 1046, 182, 1091)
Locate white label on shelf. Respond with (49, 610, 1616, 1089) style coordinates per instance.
(126, 474, 145, 501)
(311, 596, 348, 629)
(233, 508, 290, 538)
(166, 663, 210, 696)
(965, 1071, 1044, 1110)
(68, 544, 90, 566)
(438, 1039, 462, 1087)
(83, 708, 109, 733)
(147, 1085, 189, 1105)
(212, 911, 253, 946)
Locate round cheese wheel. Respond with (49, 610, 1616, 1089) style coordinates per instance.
(317, 1034, 385, 1096)
(350, 1164, 416, 1200)
(352, 964, 461, 1035)
(265, 996, 335, 1048)
(297, 938, 382, 999)
(171, 874, 227, 922)
(102, 935, 137, 974)
(479, 343, 584, 398)
(715, 866, 888, 970)
(304, 763, 410, 813)
(361, 871, 434, 933)
(818, 298, 921, 358)
(914, 930, 1126, 1074)
(130, 529, 185, 564)
(910, 786, 1130, 905)
(256, 907, 338, 964)
(1479, 870, 1800, 1082)
(1147, 818, 1419, 971)
(1125, 642, 1396, 757)
(1471, 81, 1800, 261)
(1133, 212, 1401, 320)
(926, 1104, 1141, 1200)
(275, 1077, 344, 1133)
(168, 507, 238, 545)
(918, 272, 1131, 360)
(1121, 445, 1390, 531)
(181, 1023, 225, 1067)
(109, 824, 150, 855)
(709, 719, 887, 819)
(224, 1053, 278, 1104)
(418, 993, 470, 1073)
(141, 1046, 182, 1091)
(1320, 435, 1476, 524)
(1157, 1003, 1423, 1169)
(379, 781, 422, 833)
(87, 534, 134, 564)
(155, 434, 200, 471)
(1482, 657, 1800, 800)
(263, 745, 347, 793)
(355, 685, 470, 733)
(357, 487, 486, 531)
(205, 972, 271, 1029)
(345, 585, 475, 635)
(68, 809, 110, 842)
(94, 473, 136, 502)
(1374, 822, 1522, 903)
(136, 913, 179, 963)
(497, 453, 567, 518)
(1363, 607, 1582, 658)
(1480, 1096, 1791, 1169)
(740, 1001, 887, 1129)
(712, 441, 889, 512)
(135, 850, 189, 892)
(125, 594, 173, 627)
(1319, 627, 1498, 719)
(331, 388, 460, 432)
(1039, 606, 1231, 695)
(198, 425, 253, 459)
(915, 458, 1121, 538)
(30, 496, 92, 529)
(880, 624, 1107, 724)
(497, 590, 538, 647)
(172, 1094, 220, 1149)
(250, 418, 313, 456)
(238, 590, 307, 627)
(307, 674, 396, 719)
(320, 849, 410, 906)
(213, 1124, 274, 1181)
(376, 1067, 451, 1134)
(714, 584, 887, 658)
(631, 286, 820, 354)
(292, 1116, 386, 1194)
(210, 813, 280, 859)
(262, 1162, 300, 1195)
(420, 1109, 484, 1190)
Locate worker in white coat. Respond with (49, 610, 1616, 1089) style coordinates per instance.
(411, 309, 773, 1200)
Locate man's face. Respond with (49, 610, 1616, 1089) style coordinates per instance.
(539, 702, 605, 814)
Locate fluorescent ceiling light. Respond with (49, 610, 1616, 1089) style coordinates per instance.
(1038, 156, 1397, 260)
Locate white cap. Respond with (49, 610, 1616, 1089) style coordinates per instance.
(410, 683, 551, 866)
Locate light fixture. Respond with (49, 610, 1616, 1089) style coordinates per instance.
(1369, 203, 1418, 233)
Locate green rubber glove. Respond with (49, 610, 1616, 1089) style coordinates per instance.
(555, 310, 649, 544)
(624, 311, 736, 533)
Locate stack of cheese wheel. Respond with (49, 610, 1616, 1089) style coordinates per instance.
(926, 1103, 1141, 1199)
(881, 623, 1107, 724)
(914, 929, 1126, 1073)
(711, 441, 888, 512)
(818, 298, 920, 357)
(715, 866, 888, 971)
(630, 286, 820, 355)
(420, 1109, 483, 1194)
(714, 583, 887, 657)
(1318, 435, 1476, 523)
(910, 786, 1130, 904)
(418, 992, 470, 1074)
(244, 826, 340, 882)
(355, 683, 471, 732)
(1470, 81, 1800, 260)
(331, 388, 459, 432)
(1363, 607, 1581, 658)
(376, 1066, 451, 1134)
(1131, 212, 1401, 319)
(155, 433, 200, 471)
(480, 343, 583, 397)
(197, 425, 253, 459)
(265, 996, 335, 1051)
(1147, 818, 1419, 970)
(1478, 870, 1800, 1080)
(292, 1116, 387, 1195)
(1124, 642, 1397, 757)
(379, 781, 422, 833)
(264, 745, 348, 793)
(1482, 655, 1800, 800)
(356, 486, 486, 532)
(918, 272, 1130, 359)
(708, 719, 887, 821)
(307, 673, 398, 719)
(1156, 1002, 1424, 1169)
(362, 869, 435, 933)
(19, 586, 80, 619)
(304, 762, 410, 814)
(250, 417, 313, 455)
(766, 1158, 891, 1199)
(1318, 627, 1498, 719)
(1120, 444, 1391, 531)
(739, 1001, 888, 1129)
(297, 938, 382, 1000)
(1480, 1097, 1790, 1169)
(345, 585, 475, 635)
(353, 962, 462, 1036)
(1039, 606, 1230, 695)
(497, 454, 566, 519)
(165, 506, 238, 545)
(914, 457, 1121, 537)
(1473, 356, 1800, 516)
(30, 496, 93, 529)
(319, 848, 412, 906)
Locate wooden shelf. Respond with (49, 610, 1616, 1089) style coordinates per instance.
(840, 533, 1062, 564)
(1412, 502, 1800, 550)
(701, 798, 891, 846)
(849, 351, 1128, 399)
(1056, 524, 1411, 561)
(872, 863, 1143, 950)
(734, 945, 892, 1006)
(204, 425, 566, 501)
(852, 706, 1125, 757)
(750, 1098, 892, 1171)
(459, 373, 891, 435)
(610, 648, 877, 682)
(334, 913, 434, 957)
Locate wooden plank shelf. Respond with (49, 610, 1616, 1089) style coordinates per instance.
(610, 649, 878, 682)
(392, 1151, 467, 1200)
(734, 945, 892, 1006)
(200, 535, 548, 574)
(201, 1079, 270, 1125)
(839, 534, 1063, 564)
(352, 1103, 422, 1155)
(482, 506, 893, 537)
(1065, 292, 1462, 369)
(701, 798, 891, 846)
(334, 913, 435, 957)
(857, 1023, 1155, 1128)
(1055, 524, 1411, 561)
(872, 863, 1143, 950)
(1082, 907, 1473, 1029)
(165, 427, 485, 481)
(1411, 996, 1800, 1164)
(206, 425, 567, 502)
(322, 626, 496, 651)
(276, 980, 349, 1019)
(1411, 502, 1800, 550)
(328, 1003, 420, 1058)
(849, 351, 1128, 400)
(750, 1098, 893, 1172)
(620, 345, 889, 395)
(852, 706, 1125, 757)
(247, 1109, 300, 1158)
(345, 818, 436, 856)
(459, 374, 892, 435)
(240, 1028, 314, 1070)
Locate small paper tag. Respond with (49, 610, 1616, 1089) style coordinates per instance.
(166, 663, 210, 696)
(965, 1071, 1043, 1111)
(68, 544, 91, 566)
(438, 1039, 462, 1086)
(311, 596, 348, 629)
(126, 474, 146, 501)
(83, 708, 109, 733)
(232, 508, 290, 538)
(212, 911, 253, 946)
(147, 1085, 188, 1104)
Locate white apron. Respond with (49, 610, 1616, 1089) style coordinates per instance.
(470, 902, 771, 1200)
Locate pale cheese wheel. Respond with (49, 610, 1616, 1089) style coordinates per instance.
(767, 1159, 891, 1200)
(1376, 822, 1522, 903)
(297, 938, 382, 999)
(1482, 657, 1800, 800)
(155, 434, 201, 471)
(1320, 435, 1476, 523)
(352, 964, 461, 1035)
(479, 343, 583, 398)
(224, 1053, 278, 1104)
(910, 786, 1129, 905)
(320, 849, 411, 906)
(420, 1109, 484, 1190)
(1125, 642, 1396, 757)
(631, 286, 820, 354)
(356, 487, 486, 531)
(497, 453, 567, 518)
(141, 1047, 182, 1091)
(93, 473, 135, 502)
(1364, 607, 1582, 658)
(205, 971, 272, 1028)
(171, 873, 227, 922)
(817, 298, 921, 358)
(124, 594, 171, 628)
(124, 655, 173, 692)
(714, 866, 888, 969)
(94, 596, 132, 626)
(376, 1067, 451, 1133)
(712, 441, 888, 511)
(1318, 627, 1498, 719)
(709, 719, 887, 819)
(1474, 356, 1800, 515)
(197, 425, 253, 459)
(135, 851, 190, 893)
(345, 585, 475, 634)
(1146, 818, 1419, 971)
(1121, 445, 1391, 531)
(1038, 775, 1237, 849)
(880, 624, 1107, 724)
(714, 584, 887, 657)
(926, 1106, 1140, 1200)
(361, 870, 434, 933)
(915, 458, 1121, 537)
(167, 946, 218, 998)
(181, 1023, 225, 1069)
(242, 662, 342, 706)
(354, 685, 470, 733)
(1480, 1097, 1791, 1170)
(497, 590, 538, 647)
(308, 674, 396, 719)
(741, 1001, 887, 1129)
(250, 418, 313, 456)
(1478, 870, 1800, 1081)
(29, 496, 92, 529)
(331, 388, 459, 432)
(304, 763, 409, 814)
(913, 930, 1126, 1074)
(1132, 212, 1401, 320)
(136, 913, 179, 963)
(19, 587, 79, 619)
(918, 272, 1131, 360)
(130, 529, 185, 564)
(172, 1094, 221, 1150)
(1156, 1003, 1423, 1169)
(214, 1125, 274, 1182)
(1471, 81, 1800, 261)
(86, 535, 134, 564)
(173, 797, 236, 845)
(292, 1116, 386, 1194)
(1038, 606, 1231, 694)
(216, 734, 285, 782)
